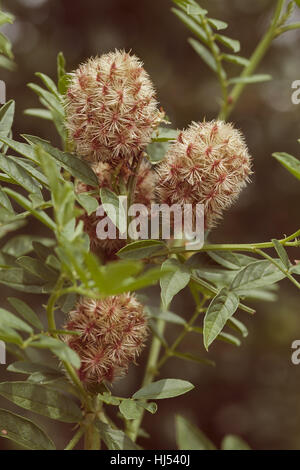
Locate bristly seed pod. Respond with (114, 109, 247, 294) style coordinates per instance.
(63, 294, 148, 385)
(76, 159, 156, 259)
(157, 120, 252, 229)
(65, 50, 163, 163)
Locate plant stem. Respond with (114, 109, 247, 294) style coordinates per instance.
(126, 318, 166, 442)
(84, 422, 100, 450)
(154, 230, 300, 258)
(200, 17, 228, 115)
(218, 0, 285, 120)
(255, 248, 300, 290)
(157, 294, 207, 370)
(65, 426, 85, 450)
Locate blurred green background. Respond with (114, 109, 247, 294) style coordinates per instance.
(0, 0, 300, 450)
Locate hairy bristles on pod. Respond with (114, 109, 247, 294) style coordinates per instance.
(65, 50, 163, 163)
(62, 294, 148, 385)
(157, 120, 252, 229)
(76, 159, 156, 258)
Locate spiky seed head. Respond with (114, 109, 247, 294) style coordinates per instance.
(65, 50, 162, 163)
(157, 120, 252, 229)
(77, 159, 156, 258)
(63, 294, 148, 385)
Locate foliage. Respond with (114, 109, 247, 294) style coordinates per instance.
(0, 0, 299, 451)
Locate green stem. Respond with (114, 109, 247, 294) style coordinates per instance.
(255, 248, 300, 290)
(84, 422, 100, 450)
(154, 229, 300, 258)
(46, 277, 91, 406)
(126, 318, 166, 442)
(157, 294, 207, 370)
(65, 426, 85, 450)
(201, 17, 228, 114)
(219, 0, 285, 120)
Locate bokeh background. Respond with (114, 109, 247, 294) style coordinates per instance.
(0, 0, 300, 450)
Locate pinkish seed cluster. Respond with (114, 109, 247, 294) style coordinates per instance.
(157, 120, 252, 229)
(76, 159, 156, 259)
(63, 294, 148, 385)
(65, 50, 162, 163)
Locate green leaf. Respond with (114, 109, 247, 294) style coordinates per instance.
(0, 408, 55, 450)
(3, 235, 54, 257)
(172, 351, 215, 367)
(0, 185, 14, 213)
(24, 108, 52, 120)
(272, 239, 290, 269)
(133, 378, 194, 400)
(292, 263, 300, 275)
(97, 392, 120, 405)
(16, 256, 57, 282)
(0, 55, 16, 71)
(191, 325, 241, 347)
(57, 51, 66, 83)
(228, 74, 272, 85)
(222, 54, 250, 67)
(0, 136, 37, 162)
(186, 4, 208, 16)
(100, 187, 127, 233)
(96, 421, 139, 450)
(208, 18, 228, 30)
(151, 127, 179, 142)
(30, 336, 81, 369)
(203, 288, 239, 350)
(0, 100, 15, 152)
(3, 188, 55, 231)
(188, 38, 217, 71)
(207, 251, 257, 270)
(119, 399, 141, 420)
(0, 308, 33, 334)
(272, 152, 300, 181)
(146, 141, 169, 163)
(0, 327, 23, 345)
(176, 415, 216, 450)
(7, 156, 49, 187)
(146, 306, 186, 325)
(0, 382, 82, 423)
(160, 259, 191, 309)
(27, 83, 64, 116)
(137, 401, 157, 414)
(172, 8, 208, 44)
(215, 34, 240, 52)
(0, 11, 14, 26)
(7, 297, 43, 330)
(7, 361, 60, 376)
(0, 32, 13, 59)
(77, 193, 98, 215)
(23, 135, 98, 187)
(119, 265, 171, 293)
(0, 154, 41, 194)
(35, 72, 59, 99)
(221, 434, 251, 450)
(117, 239, 166, 260)
(230, 260, 286, 295)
